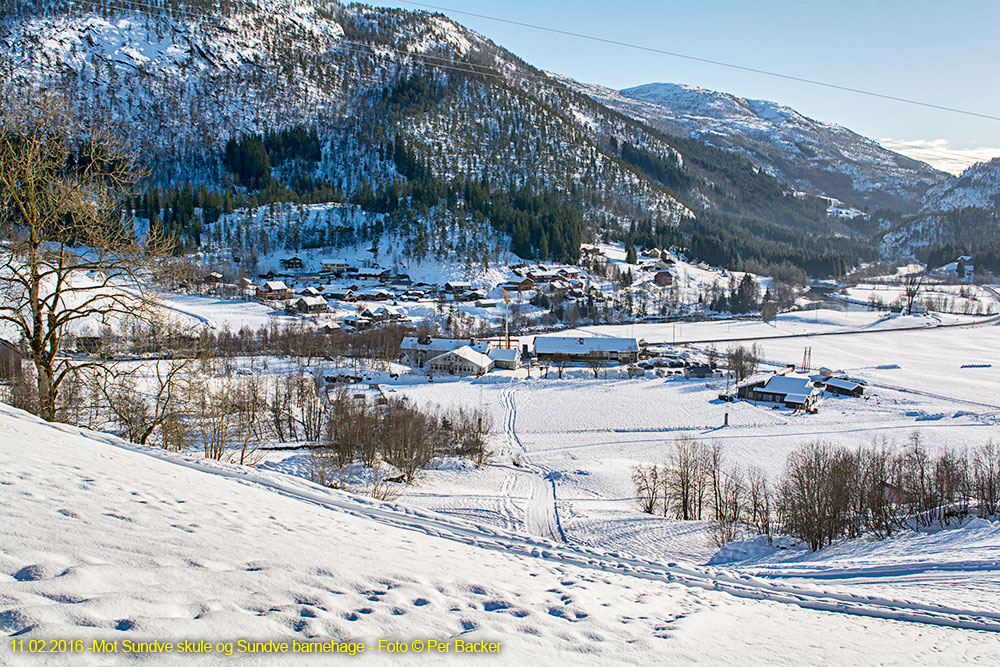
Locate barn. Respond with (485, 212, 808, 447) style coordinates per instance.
(738, 374, 819, 409)
(533, 336, 639, 364)
(821, 377, 865, 397)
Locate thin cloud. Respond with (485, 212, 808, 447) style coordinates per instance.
(879, 138, 1000, 176)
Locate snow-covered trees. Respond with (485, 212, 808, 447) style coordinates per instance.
(634, 436, 1000, 552)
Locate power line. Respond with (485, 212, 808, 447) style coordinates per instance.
(391, 0, 1000, 123)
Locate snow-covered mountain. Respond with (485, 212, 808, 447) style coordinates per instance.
(570, 80, 949, 214)
(0, 0, 690, 226)
(0, 0, 889, 275)
(878, 159, 1000, 258)
(5, 0, 970, 275)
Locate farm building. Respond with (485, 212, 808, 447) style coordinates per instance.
(820, 377, 865, 397)
(257, 280, 293, 301)
(488, 347, 521, 370)
(400, 337, 492, 370)
(737, 374, 819, 409)
(75, 336, 104, 354)
(534, 336, 639, 364)
(427, 346, 493, 377)
(0, 339, 25, 385)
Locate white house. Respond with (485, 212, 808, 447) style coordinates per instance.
(488, 347, 521, 370)
(427, 346, 493, 376)
(257, 280, 293, 301)
(400, 337, 492, 370)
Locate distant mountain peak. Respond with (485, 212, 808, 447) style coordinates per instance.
(570, 79, 950, 214)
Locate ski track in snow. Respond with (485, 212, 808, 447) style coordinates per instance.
(499, 388, 566, 543)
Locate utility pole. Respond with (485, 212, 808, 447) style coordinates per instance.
(502, 287, 511, 349)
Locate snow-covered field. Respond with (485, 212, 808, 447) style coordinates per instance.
(377, 312, 1000, 567)
(3, 404, 999, 665)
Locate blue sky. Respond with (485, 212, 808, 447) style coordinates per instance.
(373, 0, 1000, 173)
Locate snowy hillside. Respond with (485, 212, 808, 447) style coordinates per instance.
(1, 0, 891, 277)
(878, 158, 1000, 257)
(0, 1, 690, 227)
(3, 402, 1000, 665)
(567, 79, 949, 214)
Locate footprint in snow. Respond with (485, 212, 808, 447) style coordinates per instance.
(12, 565, 50, 582)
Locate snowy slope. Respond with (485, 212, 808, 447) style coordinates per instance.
(879, 158, 1000, 256)
(567, 79, 948, 213)
(3, 403, 1000, 664)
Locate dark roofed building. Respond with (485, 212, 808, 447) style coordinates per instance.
(534, 336, 639, 364)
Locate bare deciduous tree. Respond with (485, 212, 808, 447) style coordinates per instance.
(632, 463, 662, 514)
(903, 272, 925, 314)
(95, 358, 193, 447)
(726, 344, 762, 383)
(0, 94, 163, 421)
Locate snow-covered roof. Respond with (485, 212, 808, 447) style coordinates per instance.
(400, 337, 491, 354)
(534, 336, 639, 354)
(297, 295, 328, 307)
(262, 280, 289, 291)
(761, 375, 815, 396)
(429, 345, 493, 368)
(488, 348, 520, 361)
(824, 378, 863, 392)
